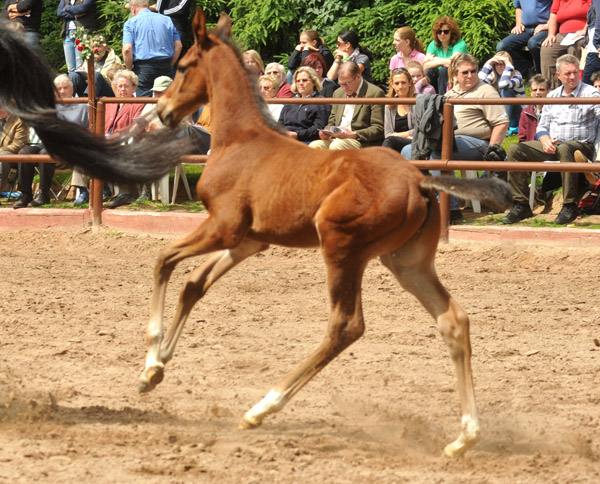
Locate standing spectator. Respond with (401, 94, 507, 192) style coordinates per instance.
(406, 60, 436, 95)
(540, 0, 590, 89)
(423, 16, 469, 94)
(278, 67, 331, 144)
(401, 54, 509, 222)
(104, 70, 144, 208)
(496, 0, 552, 77)
(3, 0, 42, 47)
(503, 54, 600, 225)
(243, 50, 264, 77)
(152, 0, 192, 43)
(0, 106, 28, 195)
(122, 0, 182, 97)
(327, 30, 374, 84)
(57, 0, 98, 73)
(478, 51, 525, 135)
(287, 29, 334, 83)
(382, 68, 416, 155)
(389, 27, 425, 71)
(300, 52, 339, 97)
(309, 61, 384, 150)
(264, 63, 293, 98)
(13, 74, 90, 208)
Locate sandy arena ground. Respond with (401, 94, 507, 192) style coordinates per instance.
(0, 227, 598, 483)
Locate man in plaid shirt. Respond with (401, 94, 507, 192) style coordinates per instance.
(503, 54, 600, 225)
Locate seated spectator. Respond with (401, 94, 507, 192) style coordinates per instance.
(327, 30, 374, 84)
(540, 0, 589, 89)
(389, 27, 425, 71)
(406, 60, 436, 95)
(401, 53, 509, 222)
(278, 67, 331, 144)
(300, 52, 339, 97)
(496, 0, 552, 77)
(14, 74, 89, 208)
(582, 2, 600, 85)
(591, 71, 600, 90)
(287, 29, 334, 83)
(265, 63, 293, 98)
(0, 106, 28, 197)
(104, 69, 145, 208)
(423, 16, 469, 94)
(382, 68, 415, 154)
(478, 51, 525, 135)
(243, 50, 264, 77)
(518, 74, 550, 142)
(70, 35, 121, 98)
(309, 61, 384, 150)
(258, 75, 284, 121)
(503, 54, 600, 225)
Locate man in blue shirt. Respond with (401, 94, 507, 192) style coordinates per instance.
(122, 0, 182, 97)
(496, 0, 552, 76)
(503, 54, 600, 225)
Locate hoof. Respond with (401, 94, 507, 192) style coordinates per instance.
(238, 416, 261, 430)
(443, 435, 480, 458)
(138, 365, 164, 393)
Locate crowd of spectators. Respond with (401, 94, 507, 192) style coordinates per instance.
(2, 0, 600, 224)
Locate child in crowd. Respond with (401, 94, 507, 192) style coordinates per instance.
(478, 51, 524, 136)
(405, 61, 435, 95)
(591, 71, 600, 91)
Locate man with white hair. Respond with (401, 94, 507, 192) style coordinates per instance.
(13, 74, 89, 208)
(265, 62, 293, 98)
(122, 0, 182, 97)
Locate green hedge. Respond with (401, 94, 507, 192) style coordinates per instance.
(38, 0, 514, 84)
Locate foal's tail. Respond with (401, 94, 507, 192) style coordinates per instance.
(421, 176, 513, 212)
(0, 23, 193, 183)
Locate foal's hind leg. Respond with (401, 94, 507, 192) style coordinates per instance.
(380, 252, 481, 457)
(240, 255, 367, 429)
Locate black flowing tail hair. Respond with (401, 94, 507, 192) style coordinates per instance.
(0, 23, 194, 183)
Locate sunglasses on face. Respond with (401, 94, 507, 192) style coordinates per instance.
(438, 29, 451, 35)
(459, 69, 478, 76)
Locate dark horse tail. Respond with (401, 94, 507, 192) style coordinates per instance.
(421, 176, 513, 212)
(0, 24, 193, 183)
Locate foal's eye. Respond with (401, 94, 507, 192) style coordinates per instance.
(177, 65, 187, 74)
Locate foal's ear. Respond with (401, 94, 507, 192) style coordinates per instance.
(192, 8, 208, 46)
(215, 12, 232, 40)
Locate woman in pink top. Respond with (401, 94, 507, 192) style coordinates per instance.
(540, 0, 590, 88)
(389, 27, 425, 71)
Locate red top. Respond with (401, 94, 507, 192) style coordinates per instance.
(551, 0, 591, 34)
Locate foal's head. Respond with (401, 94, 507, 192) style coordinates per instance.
(157, 9, 231, 127)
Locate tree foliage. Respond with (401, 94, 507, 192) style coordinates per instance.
(37, 0, 514, 83)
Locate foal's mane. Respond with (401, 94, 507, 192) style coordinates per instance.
(212, 27, 287, 135)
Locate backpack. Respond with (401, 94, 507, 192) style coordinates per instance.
(578, 179, 600, 215)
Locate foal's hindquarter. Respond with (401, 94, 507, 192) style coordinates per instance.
(140, 9, 480, 458)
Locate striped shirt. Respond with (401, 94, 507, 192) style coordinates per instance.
(535, 82, 600, 143)
(478, 63, 525, 96)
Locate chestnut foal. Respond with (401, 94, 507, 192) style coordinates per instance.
(139, 9, 512, 457)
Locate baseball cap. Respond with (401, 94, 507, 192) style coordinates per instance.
(151, 76, 173, 92)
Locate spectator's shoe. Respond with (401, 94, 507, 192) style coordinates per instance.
(73, 189, 89, 206)
(506, 126, 519, 137)
(502, 202, 533, 224)
(554, 203, 579, 225)
(29, 192, 50, 207)
(103, 186, 112, 202)
(13, 193, 33, 209)
(574, 150, 599, 184)
(136, 190, 151, 203)
(449, 209, 464, 225)
(106, 192, 136, 209)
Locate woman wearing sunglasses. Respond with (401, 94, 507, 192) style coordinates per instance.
(423, 16, 469, 94)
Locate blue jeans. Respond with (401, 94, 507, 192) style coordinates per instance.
(500, 88, 523, 129)
(401, 135, 489, 211)
(133, 60, 174, 97)
(496, 28, 548, 75)
(63, 29, 81, 73)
